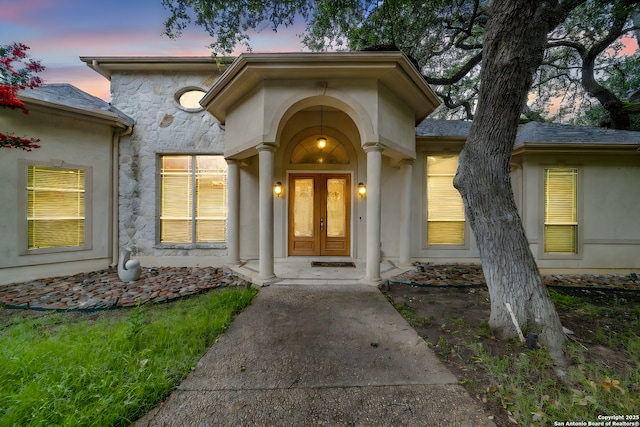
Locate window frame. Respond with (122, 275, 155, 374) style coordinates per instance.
(423, 153, 468, 249)
(19, 159, 93, 255)
(156, 154, 228, 248)
(174, 87, 207, 112)
(539, 165, 583, 260)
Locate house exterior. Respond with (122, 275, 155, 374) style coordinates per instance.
(0, 84, 134, 285)
(419, 119, 640, 272)
(1, 52, 638, 286)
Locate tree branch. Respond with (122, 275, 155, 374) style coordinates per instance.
(546, 40, 587, 56)
(437, 87, 478, 120)
(424, 51, 482, 85)
(581, 8, 632, 128)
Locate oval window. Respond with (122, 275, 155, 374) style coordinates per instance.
(176, 89, 206, 111)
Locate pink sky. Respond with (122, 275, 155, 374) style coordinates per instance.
(2, 1, 638, 102)
(1, 0, 306, 100)
(617, 35, 639, 56)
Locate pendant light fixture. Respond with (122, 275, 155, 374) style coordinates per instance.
(317, 105, 327, 149)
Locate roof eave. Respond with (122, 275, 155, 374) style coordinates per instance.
(512, 142, 640, 155)
(200, 52, 441, 124)
(21, 96, 134, 130)
(79, 56, 235, 80)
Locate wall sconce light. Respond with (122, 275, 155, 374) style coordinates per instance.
(358, 182, 366, 198)
(274, 182, 283, 197)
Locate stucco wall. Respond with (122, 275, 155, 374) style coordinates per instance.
(109, 71, 226, 265)
(520, 153, 640, 270)
(0, 107, 114, 285)
(377, 83, 416, 159)
(239, 157, 260, 260)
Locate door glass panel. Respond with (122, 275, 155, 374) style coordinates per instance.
(326, 178, 346, 237)
(294, 178, 314, 237)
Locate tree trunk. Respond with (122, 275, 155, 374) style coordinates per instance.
(453, 0, 569, 374)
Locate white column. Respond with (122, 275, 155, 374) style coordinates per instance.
(364, 143, 384, 282)
(257, 143, 276, 281)
(226, 159, 240, 265)
(399, 159, 414, 266)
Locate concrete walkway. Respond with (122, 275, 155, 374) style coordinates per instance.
(136, 283, 495, 426)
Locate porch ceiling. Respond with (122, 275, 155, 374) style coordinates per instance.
(200, 52, 441, 125)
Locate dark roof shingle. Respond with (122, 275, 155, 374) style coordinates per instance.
(416, 119, 640, 145)
(19, 84, 135, 126)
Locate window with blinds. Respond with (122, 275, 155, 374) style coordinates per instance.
(426, 155, 465, 245)
(160, 155, 227, 243)
(27, 166, 86, 249)
(544, 168, 578, 254)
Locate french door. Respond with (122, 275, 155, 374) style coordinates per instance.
(288, 173, 351, 256)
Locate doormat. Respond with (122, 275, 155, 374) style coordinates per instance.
(311, 261, 356, 268)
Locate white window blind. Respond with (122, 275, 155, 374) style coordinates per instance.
(426, 155, 465, 245)
(160, 155, 227, 243)
(27, 166, 85, 249)
(544, 168, 577, 254)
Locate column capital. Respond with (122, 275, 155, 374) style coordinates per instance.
(256, 142, 278, 153)
(400, 158, 415, 166)
(225, 158, 240, 166)
(362, 142, 385, 153)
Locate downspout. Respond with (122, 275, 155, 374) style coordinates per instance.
(91, 60, 111, 81)
(110, 124, 133, 267)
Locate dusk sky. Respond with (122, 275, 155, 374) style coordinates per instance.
(3, 1, 638, 103)
(1, 0, 306, 100)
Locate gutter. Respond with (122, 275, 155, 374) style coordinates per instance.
(21, 97, 132, 130)
(91, 60, 111, 81)
(512, 142, 640, 156)
(109, 124, 134, 268)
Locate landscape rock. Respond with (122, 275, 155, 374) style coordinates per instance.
(391, 262, 639, 291)
(0, 266, 251, 311)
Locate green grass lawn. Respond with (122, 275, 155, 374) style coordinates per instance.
(0, 287, 257, 427)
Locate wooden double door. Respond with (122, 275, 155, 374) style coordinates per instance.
(288, 173, 351, 256)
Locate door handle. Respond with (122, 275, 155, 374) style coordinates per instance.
(320, 218, 324, 230)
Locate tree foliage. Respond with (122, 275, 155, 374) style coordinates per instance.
(162, 0, 640, 129)
(533, 0, 640, 129)
(0, 43, 44, 90)
(0, 43, 45, 151)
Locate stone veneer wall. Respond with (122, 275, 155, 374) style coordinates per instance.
(109, 71, 226, 258)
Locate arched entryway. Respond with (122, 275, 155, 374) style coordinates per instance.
(279, 106, 361, 258)
(200, 52, 440, 283)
